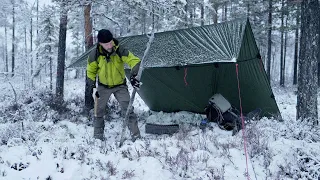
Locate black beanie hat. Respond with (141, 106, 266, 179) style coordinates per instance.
(97, 29, 113, 43)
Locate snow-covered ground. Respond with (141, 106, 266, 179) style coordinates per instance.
(0, 77, 319, 180)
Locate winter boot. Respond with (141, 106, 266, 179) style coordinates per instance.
(127, 113, 141, 142)
(93, 117, 105, 141)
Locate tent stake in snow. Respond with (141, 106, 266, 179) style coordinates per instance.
(119, 32, 155, 147)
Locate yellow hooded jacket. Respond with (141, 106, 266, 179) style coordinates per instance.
(86, 41, 140, 88)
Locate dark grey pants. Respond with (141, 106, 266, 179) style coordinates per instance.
(93, 84, 140, 140)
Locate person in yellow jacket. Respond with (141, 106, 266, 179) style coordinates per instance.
(86, 29, 141, 141)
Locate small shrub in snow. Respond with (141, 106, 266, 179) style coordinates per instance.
(206, 166, 225, 180)
(121, 149, 133, 160)
(195, 152, 210, 167)
(62, 147, 68, 159)
(36, 91, 68, 114)
(134, 147, 142, 158)
(202, 153, 210, 163)
(31, 151, 40, 160)
(122, 170, 135, 179)
(164, 147, 192, 178)
(176, 148, 192, 178)
(144, 139, 151, 149)
(268, 120, 320, 179)
(95, 160, 106, 171)
(106, 161, 117, 176)
(67, 95, 84, 108)
(86, 158, 94, 166)
(276, 148, 320, 179)
(56, 163, 64, 173)
(207, 133, 220, 150)
(285, 120, 320, 142)
(95, 159, 119, 176)
(0, 124, 20, 145)
(1, 170, 7, 177)
(53, 149, 58, 159)
(246, 122, 270, 159)
(3, 89, 90, 126)
(176, 124, 193, 141)
(135, 143, 161, 158)
(76, 145, 87, 163)
(2, 104, 22, 123)
(276, 156, 301, 179)
(7, 138, 24, 147)
(10, 162, 29, 171)
(219, 142, 235, 166)
(0, 89, 59, 124)
(296, 149, 320, 179)
(165, 153, 176, 167)
(243, 121, 274, 178)
(194, 133, 212, 151)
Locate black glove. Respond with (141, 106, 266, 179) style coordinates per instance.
(130, 75, 141, 89)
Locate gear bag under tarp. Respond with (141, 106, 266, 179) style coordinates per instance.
(204, 94, 241, 135)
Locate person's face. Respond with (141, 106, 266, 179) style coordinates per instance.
(99, 41, 113, 52)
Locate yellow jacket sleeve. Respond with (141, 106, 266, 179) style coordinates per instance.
(117, 46, 140, 69)
(122, 51, 140, 69)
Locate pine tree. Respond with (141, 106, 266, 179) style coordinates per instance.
(38, 5, 58, 91)
(68, 5, 85, 59)
(0, 2, 10, 73)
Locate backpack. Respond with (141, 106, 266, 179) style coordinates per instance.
(204, 94, 241, 135)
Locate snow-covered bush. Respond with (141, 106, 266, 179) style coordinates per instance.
(122, 170, 135, 179)
(205, 166, 225, 180)
(270, 120, 320, 179)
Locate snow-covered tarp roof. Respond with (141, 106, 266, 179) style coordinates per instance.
(68, 19, 248, 68)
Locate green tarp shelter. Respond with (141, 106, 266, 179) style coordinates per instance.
(68, 19, 280, 117)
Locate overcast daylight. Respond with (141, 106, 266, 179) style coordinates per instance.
(0, 0, 319, 180)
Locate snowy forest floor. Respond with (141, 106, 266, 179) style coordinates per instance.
(0, 77, 319, 180)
